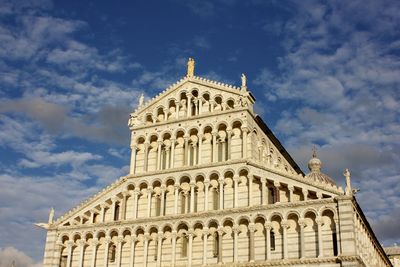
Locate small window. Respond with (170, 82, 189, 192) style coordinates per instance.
(270, 231, 275, 251)
(109, 245, 116, 262)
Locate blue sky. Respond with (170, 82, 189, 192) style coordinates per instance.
(0, 0, 399, 265)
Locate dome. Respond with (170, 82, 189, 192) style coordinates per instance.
(306, 148, 336, 186)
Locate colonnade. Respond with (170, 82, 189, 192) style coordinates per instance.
(57, 208, 339, 267)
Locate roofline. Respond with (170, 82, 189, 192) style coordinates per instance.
(254, 115, 305, 176)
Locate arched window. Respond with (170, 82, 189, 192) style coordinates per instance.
(213, 188, 219, 210)
(109, 244, 116, 262)
(213, 233, 219, 257)
(114, 202, 120, 221)
(270, 231, 276, 251)
(181, 235, 188, 257)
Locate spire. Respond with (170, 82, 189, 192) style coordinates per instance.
(312, 145, 317, 158)
(308, 146, 322, 172)
(187, 58, 195, 77)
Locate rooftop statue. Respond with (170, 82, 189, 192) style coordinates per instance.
(187, 58, 195, 77)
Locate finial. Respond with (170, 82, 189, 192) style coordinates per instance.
(187, 58, 195, 77)
(241, 73, 247, 92)
(344, 168, 352, 196)
(312, 145, 317, 158)
(48, 207, 55, 224)
(138, 93, 144, 107)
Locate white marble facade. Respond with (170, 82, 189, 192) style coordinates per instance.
(39, 61, 392, 267)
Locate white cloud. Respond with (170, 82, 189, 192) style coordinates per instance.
(0, 247, 41, 267)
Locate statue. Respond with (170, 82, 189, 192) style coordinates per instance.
(139, 93, 144, 107)
(187, 58, 195, 77)
(241, 73, 247, 88)
(344, 169, 352, 196)
(48, 207, 55, 224)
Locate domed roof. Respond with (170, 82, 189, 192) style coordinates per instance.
(305, 148, 336, 186)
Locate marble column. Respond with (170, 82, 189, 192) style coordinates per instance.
(160, 186, 166, 216)
(170, 138, 176, 168)
(288, 186, 294, 202)
(233, 226, 240, 263)
(129, 237, 137, 267)
(204, 181, 209, 211)
(212, 131, 218, 163)
(193, 143, 198, 165)
(157, 140, 163, 170)
(226, 128, 232, 160)
(302, 189, 308, 201)
(175, 101, 180, 119)
(100, 204, 106, 223)
(111, 197, 118, 221)
(156, 233, 163, 267)
(248, 175, 253, 206)
(121, 192, 128, 220)
(129, 145, 137, 175)
(299, 219, 306, 259)
(217, 228, 224, 264)
(241, 126, 248, 158)
(218, 178, 224, 210)
(133, 189, 140, 219)
(147, 188, 153, 217)
(261, 177, 267, 205)
(103, 238, 111, 267)
(171, 231, 177, 266)
(184, 136, 189, 166)
(265, 223, 272, 260)
(335, 220, 341, 256)
(144, 142, 149, 172)
(249, 223, 255, 262)
(143, 234, 149, 267)
(274, 181, 280, 203)
(233, 175, 239, 208)
(90, 239, 99, 267)
(202, 228, 208, 265)
(174, 184, 179, 214)
(90, 209, 95, 224)
(187, 93, 192, 117)
(66, 241, 74, 267)
(78, 240, 86, 267)
(190, 182, 196, 213)
(188, 230, 194, 267)
(116, 237, 124, 267)
(316, 217, 324, 257)
(163, 108, 168, 121)
(198, 134, 203, 164)
(282, 221, 289, 259)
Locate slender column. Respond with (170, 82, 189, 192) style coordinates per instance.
(218, 178, 224, 210)
(156, 233, 163, 267)
(129, 145, 137, 175)
(274, 181, 280, 203)
(116, 237, 124, 267)
(202, 228, 208, 265)
(111, 197, 118, 221)
(100, 204, 106, 223)
(261, 177, 267, 205)
(190, 182, 196, 213)
(204, 181, 209, 211)
(302, 189, 308, 201)
(193, 144, 198, 165)
(157, 140, 163, 170)
(184, 136, 189, 166)
(210, 100, 215, 112)
(78, 240, 85, 267)
(170, 138, 176, 168)
(171, 231, 177, 266)
(143, 234, 149, 267)
(317, 192, 323, 199)
(188, 144, 192, 166)
(90, 209, 95, 224)
(335, 220, 341, 256)
(249, 223, 255, 262)
(160, 185, 166, 216)
(188, 230, 194, 267)
(212, 131, 218, 162)
(121, 191, 128, 220)
(288, 186, 294, 202)
(316, 217, 324, 257)
(175, 101, 180, 119)
(129, 237, 137, 267)
(265, 223, 272, 260)
(66, 241, 74, 267)
(282, 221, 289, 259)
(241, 126, 248, 158)
(165, 145, 170, 169)
(90, 239, 99, 267)
(103, 238, 111, 267)
(220, 140, 226, 161)
(226, 128, 232, 160)
(184, 191, 189, 213)
(217, 228, 224, 264)
(163, 108, 168, 121)
(299, 219, 306, 259)
(248, 175, 253, 206)
(174, 184, 179, 214)
(233, 226, 240, 263)
(144, 142, 149, 171)
(194, 99, 199, 116)
(133, 189, 140, 219)
(233, 175, 239, 208)
(187, 93, 192, 117)
(147, 187, 153, 217)
(198, 134, 203, 164)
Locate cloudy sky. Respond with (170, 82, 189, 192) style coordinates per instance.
(0, 0, 399, 265)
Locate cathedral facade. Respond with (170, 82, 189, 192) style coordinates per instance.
(39, 59, 392, 267)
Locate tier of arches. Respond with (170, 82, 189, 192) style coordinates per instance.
(63, 167, 334, 228)
(57, 208, 339, 267)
